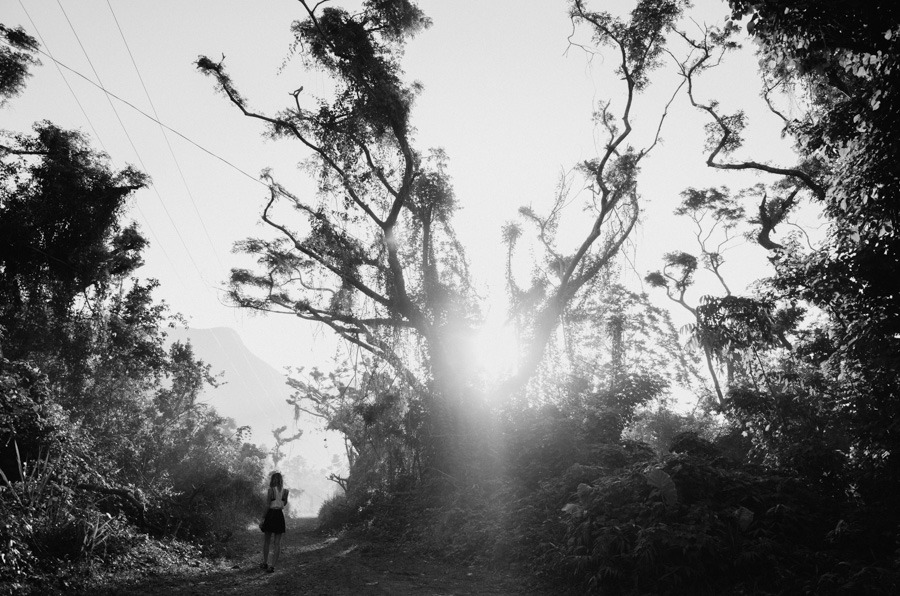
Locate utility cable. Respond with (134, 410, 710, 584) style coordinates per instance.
(10, 4, 285, 428)
(16, 0, 105, 152)
(14, 0, 183, 287)
(55, 0, 207, 288)
(16, 36, 263, 187)
(1, 33, 370, 249)
(99, 2, 280, 420)
(104, 0, 224, 271)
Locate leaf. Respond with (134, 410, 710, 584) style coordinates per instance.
(734, 506, 754, 531)
(562, 502, 584, 516)
(644, 467, 678, 507)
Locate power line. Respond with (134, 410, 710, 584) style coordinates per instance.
(15, 38, 264, 188)
(15, 0, 184, 287)
(55, 0, 209, 287)
(9, 4, 289, 428)
(16, 0, 105, 152)
(2, 29, 370, 248)
(87, 2, 280, 422)
(104, 0, 225, 271)
(103, 0, 282, 418)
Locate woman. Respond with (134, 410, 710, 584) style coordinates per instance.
(260, 471, 288, 573)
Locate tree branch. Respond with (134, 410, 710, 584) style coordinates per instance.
(677, 29, 827, 202)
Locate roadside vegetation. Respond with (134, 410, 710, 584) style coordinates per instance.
(3, 0, 900, 594)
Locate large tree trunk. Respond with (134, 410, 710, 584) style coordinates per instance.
(424, 330, 495, 484)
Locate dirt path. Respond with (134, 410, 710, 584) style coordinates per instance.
(89, 518, 568, 595)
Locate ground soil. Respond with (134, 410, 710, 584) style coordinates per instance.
(85, 518, 571, 595)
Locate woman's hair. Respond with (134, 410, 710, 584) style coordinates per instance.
(269, 472, 283, 490)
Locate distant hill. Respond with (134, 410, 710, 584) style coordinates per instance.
(169, 327, 344, 514)
(167, 326, 298, 446)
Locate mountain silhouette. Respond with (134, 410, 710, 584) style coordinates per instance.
(168, 327, 343, 514)
(167, 326, 295, 446)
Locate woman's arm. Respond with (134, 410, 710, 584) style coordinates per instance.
(262, 487, 273, 516)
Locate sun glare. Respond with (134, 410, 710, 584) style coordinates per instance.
(468, 317, 520, 385)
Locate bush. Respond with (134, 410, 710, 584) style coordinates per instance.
(624, 406, 724, 456)
(0, 450, 138, 595)
(317, 491, 354, 531)
(411, 443, 658, 574)
(554, 447, 900, 594)
(500, 404, 581, 489)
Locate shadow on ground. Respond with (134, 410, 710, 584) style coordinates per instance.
(84, 517, 569, 595)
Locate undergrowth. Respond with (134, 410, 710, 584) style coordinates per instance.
(0, 440, 257, 596)
(321, 429, 900, 595)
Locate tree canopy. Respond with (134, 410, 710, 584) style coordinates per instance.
(4, 1, 900, 593)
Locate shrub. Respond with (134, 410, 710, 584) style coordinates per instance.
(317, 491, 354, 531)
(554, 446, 900, 594)
(0, 444, 138, 595)
(624, 406, 724, 456)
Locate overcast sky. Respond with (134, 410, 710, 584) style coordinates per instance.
(1, 0, 801, 379)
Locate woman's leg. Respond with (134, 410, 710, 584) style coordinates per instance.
(272, 533, 283, 569)
(262, 532, 271, 566)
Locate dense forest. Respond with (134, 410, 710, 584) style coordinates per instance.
(3, 0, 900, 594)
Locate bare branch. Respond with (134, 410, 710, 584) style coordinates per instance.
(677, 28, 827, 202)
(258, 179, 393, 309)
(197, 57, 387, 227)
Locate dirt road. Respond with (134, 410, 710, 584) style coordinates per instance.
(89, 518, 568, 595)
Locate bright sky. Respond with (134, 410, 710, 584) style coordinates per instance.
(1, 0, 802, 382)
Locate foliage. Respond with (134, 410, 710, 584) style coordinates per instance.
(502, 0, 691, 397)
(1, 281, 265, 589)
(624, 406, 725, 456)
(0, 123, 147, 327)
(651, 0, 900, 510)
(572, 285, 703, 395)
(499, 405, 581, 490)
(1, 87, 268, 591)
(0, 354, 69, 477)
(317, 491, 354, 531)
(553, 438, 899, 594)
(517, 281, 705, 453)
(0, 23, 39, 106)
(288, 357, 424, 498)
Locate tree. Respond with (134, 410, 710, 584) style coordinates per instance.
(501, 0, 691, 397)
(0, 123, 147, 362)
(271, 425, 303, 470)
(0, 118, 148, 491)
(656, 0, 900, 502)
(197, 0, 479, 472)
(286, 356, 423, 492)
(735, 0, 900, 504)
(645, 187, 748, 405)
(198, 0, 692, 478)
(0, 24, 39, 107)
